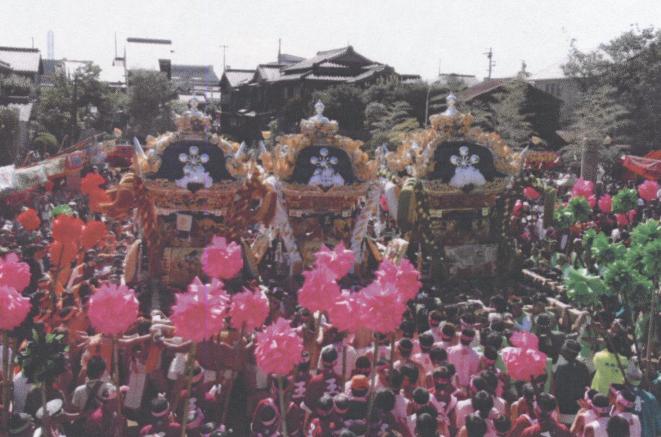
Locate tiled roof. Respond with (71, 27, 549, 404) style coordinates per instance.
(255, 64, 282, 82)
(0, 59, 11, 71)
(223, 69, 255, 87)
(458, 79, 507, 101)
(126, 37, 171, 45)
(0, 47, 42, 74)
(283, 46, 372, 72)
(277, 53, 304, 65)
(171, 64, 219, 84)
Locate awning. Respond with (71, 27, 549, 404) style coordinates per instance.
(621, 151, 661, 180)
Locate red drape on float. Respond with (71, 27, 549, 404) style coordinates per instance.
(621, 151, 661, 180)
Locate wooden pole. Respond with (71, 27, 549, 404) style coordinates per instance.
(180, 342, 197, 437)
(645, 286, 659, 381)
(278, 376, 288, 437)
(112, 336, 124, 427)
(221, 324, 245, 425)
(366, 338, 379, 430)
(2, 332, 9, 430)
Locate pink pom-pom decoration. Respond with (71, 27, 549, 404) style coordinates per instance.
(187, 277, 230, 307)
(255, 318, 303, 376)
(615, 213, 629, 227)
(0, 285, 31, 330)
(298, 265, 341, 313)
(502, 346, 548, 381)
(171, 283, 227, 343)
(0, 253, 31, 293)
(523, 186, 540, 201)
(512, 199, 523, 217)
(229, 287, 269, 331)
(572, 178, 595, 199)
(638, 180, 659, 202)
(314, 242, 355, 280)
(587, 194, 597, 209)
(598, 194, 612, 213)
(327, 291, 364, 334)
(88, 283, 139, 335)
(201, 236, 244, 280)
(375, 258, 421, 303)
(358, 280, 407, 334)
(510, 331, 539, 350)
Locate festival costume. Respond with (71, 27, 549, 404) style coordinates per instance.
(447, 344, 480, 390)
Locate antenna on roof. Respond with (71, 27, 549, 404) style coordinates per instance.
(219, 44, 229, 73)
(47, 31, 54, 59)
(31, 36, 34, 49)
(114, 32, 118, 59)
(484, 47, 494, 79)
(278, 38, 281, 63)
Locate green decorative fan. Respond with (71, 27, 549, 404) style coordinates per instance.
(17, 328, 68, 384)
(631, 219, 661, 246)
(591, 233, 626, 267)
(568, 196, 592, 223)
(554, 206, 575, 228)
(611, 188, 638, 213)
(563, 266, 610, 307)
(642, 239, 661, 278)
(603, 260, 653, 307)
(51, 204, 74, 218)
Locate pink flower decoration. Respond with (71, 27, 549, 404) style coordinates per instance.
(615, 213, 629, 227)
(201, 236, 243, 280)
(375, 258, 421, 303)
(587, 194, 597, 209)
(638, 180, 659, 202)
(229, 287, 269, 331)
(0, 285, 30, 330)
(171, 283, 227, 343)
(255, 318, 303, 376)
(512, 199, 523, 217)
(523, 186, 540, 201)
(358, 280, 407, 334)
(0, 253, 31, 293)
(314, 242, 355, 280)
(572, 178, 595, 199)
(380, 194, 389, 212)
(598, 194, 612, 213)
(88, 283, 139, 335)
(188, 277, 230, 307)
(627, 209, 637, 223)
(327, 291, 364, 333)
(510, 331, 539, 349)
(502, 347, 548, 381)
(298, 265, 341, 313)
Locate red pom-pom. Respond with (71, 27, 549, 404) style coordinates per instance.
(52, 215, 83, 244)
(81, 220, 107, 249)
(17, 208, 40, 231)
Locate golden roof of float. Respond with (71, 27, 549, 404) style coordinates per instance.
(134, 98, 251, 179)
(261, 101, 377, 183)
(386, 94, 523, 179)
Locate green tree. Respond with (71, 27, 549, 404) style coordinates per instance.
(127, 70, 177, 137)
(36, 63, 119, 144)
(0, 107, 19, 164)
(563, 26, 661, 153)
(312, 84, 366, 136)
(489, 79, 533, 145)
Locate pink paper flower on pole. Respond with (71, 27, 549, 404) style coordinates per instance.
(375, 258, 421, 303)
(327, 291, 364, 334)
(255, 318, 303, 376)
(298, 265, 341, 313)
(171, 284, 227, 343)
(314, 242, 355, 280)
(638, 180, 659, 202)
(187, 277, 230, 307)
(598, 194, 612, 213)
(229, 287, 270, 331)
(501, 347, 547, 381)
(572, 178, 595, 199)
(358, 281, 406, 334)
(201, 236, 243, 280)
(0, 285, 31, 330)
(510, 331, 539, 350)
(0, 253, 31, 293)
(523, 187, 540, 201)
(88, 283, 139, 335)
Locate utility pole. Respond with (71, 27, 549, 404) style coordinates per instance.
(219, 44, 229, 73)
(438, 58, 442, 77)
(484, 47, 495, 79)
(278, 38, 281, 63)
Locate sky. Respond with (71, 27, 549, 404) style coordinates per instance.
(1, 0, 659, 81)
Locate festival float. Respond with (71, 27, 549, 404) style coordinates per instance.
(386, 94, 524, 279)
(99, 99, 269, 287)
(258, 101, 380, 275)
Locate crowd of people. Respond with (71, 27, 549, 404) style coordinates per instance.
(0, 161, 659, 437)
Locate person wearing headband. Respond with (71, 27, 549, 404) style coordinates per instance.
(425, 310, 445, 342)
(434, 322, 457, 351)
(431, 366, 458, 436)
(611, 388, 641, 437)
(83, 383, 126, 437)
(518, 393, 570, 437)
(139, 395, 182, 437)
(447, 328, 480, 395)
(303, 347, 341, 415)
(250, 398, 280, 437)
(318, 327, 357, 383)
(570, 388, 599, 436)
(584, 393, 613, 437)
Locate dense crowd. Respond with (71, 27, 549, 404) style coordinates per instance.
(0, 163, 659, 437)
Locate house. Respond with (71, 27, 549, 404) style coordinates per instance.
(0, 46, 43, 84)
(220, 45, 407, 126)
(530, 76, 582, 124)
(124, 37, 173, 77)
(459, 78, 564, 147)
(171, 64, 220, 101)
(437, 73, 480, 89)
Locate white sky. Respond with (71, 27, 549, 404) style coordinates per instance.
(1, 0, 659, 80)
